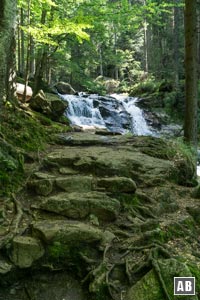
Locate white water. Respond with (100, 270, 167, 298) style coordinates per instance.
(62, 93, 153, 135)
(120, 96, 152, 136)
(197, 165, 200, 176)
(63, 94, 106, 129)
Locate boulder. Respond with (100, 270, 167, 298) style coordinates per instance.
(96, 177, 137, 193)
(126, 269, 164, 300)
(55, 175, 93, 192)
(29, 90, 67, 120)
(54, 82, 76, 95)
(28, 178, 54, 196)
(33, 191, 120, 221)
(16, 83, 33, 101)
(0, 259, 13, 274)
(9, 236, 45, 268)
(126, 258, 197, 300)
(29, 90, 51, 115)
(46, 92, 68, 119)
(32, 220, 105, 245)
(45, 144, 175, 186)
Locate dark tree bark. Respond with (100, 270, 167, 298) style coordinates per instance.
(184, 0, 198, 147)
(0, 0, 16, 105)
(33, 9, 47, 96)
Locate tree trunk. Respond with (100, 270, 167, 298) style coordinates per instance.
(173, 0, 180, 90)
(20, 8, 25, 76)
(184, 0, 198, 147)
(0, 0, 16, 105)
(33, 9, 47, 95)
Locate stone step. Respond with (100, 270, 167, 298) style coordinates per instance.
(28, 173, 137, 196)
(32, 191, 120, 221)
(32, 220, 115, 247)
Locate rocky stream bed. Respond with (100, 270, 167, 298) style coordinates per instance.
(0, 132, 200, 300)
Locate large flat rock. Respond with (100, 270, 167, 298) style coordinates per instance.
(45, 145, 174, 186)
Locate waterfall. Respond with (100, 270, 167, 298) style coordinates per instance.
(63, 94, 106, 129)
(113, 94, 152, 135)
(62, 93, 154, 135)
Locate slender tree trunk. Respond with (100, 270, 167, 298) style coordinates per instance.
(17, 14, 21, 74)
(173, 0, 180, 90)
(23, 0, 31, 102)
(30, 36, 35, 76)
(33, 9, 47, 95)
(0, 0, 16, 105)
(99, 45, 103, 76)
(184, 0, 198, 147)
(197, 6, 200, 78)
(20, 8, 25, 76)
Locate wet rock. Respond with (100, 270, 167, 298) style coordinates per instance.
(33, 191, 120, 221)
(9, 236, 45, 268)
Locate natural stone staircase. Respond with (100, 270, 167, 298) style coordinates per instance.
(1, 133, 200, 300)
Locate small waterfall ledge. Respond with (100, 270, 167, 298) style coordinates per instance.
(61, 93, 155, 136)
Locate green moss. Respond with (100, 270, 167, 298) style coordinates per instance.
(0, 106, 71, 195)
(1, 108, 48, 151)
(48, 241, 70, 261)
(188, 263, 200, 296)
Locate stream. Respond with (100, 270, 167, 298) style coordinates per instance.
(62, 93, 156, 135)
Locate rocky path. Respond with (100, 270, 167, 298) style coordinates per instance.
(0, 133, 200, 300)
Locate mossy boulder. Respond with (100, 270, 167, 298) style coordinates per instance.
(29, 90, 67, 120)
(28, 178, 54, 196)
(55, 175, 93, 192)
(126, 269, 165, 300)
(0, 259, 13, 274)
(127, 258, 197, 300)
(54, 82, 76, 95)
(9, 236, 45, 268)
(32, 220, 106, 245)
(96, 177, 137, 193)
(45, 144, 174, 186)
(45, 134, 196, 187)
(33, 191, 120, 221)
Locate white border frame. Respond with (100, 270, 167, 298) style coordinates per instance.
(174, 277, 195, 296)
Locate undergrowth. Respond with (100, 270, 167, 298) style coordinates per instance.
(0, 106, 71, 195)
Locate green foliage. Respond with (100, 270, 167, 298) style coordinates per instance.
(130, 78, 158, 96)
(48, 241, 69, 261)
(1, 109, 48, 151)
(0, 106, 70, 195)
(169, 138, 197, 186)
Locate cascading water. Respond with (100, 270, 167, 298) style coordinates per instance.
(62, 93, 154, 135)
(113, 94, 153, 135)
(61, 93, 200, 175)
(63, 94, 106, 129)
